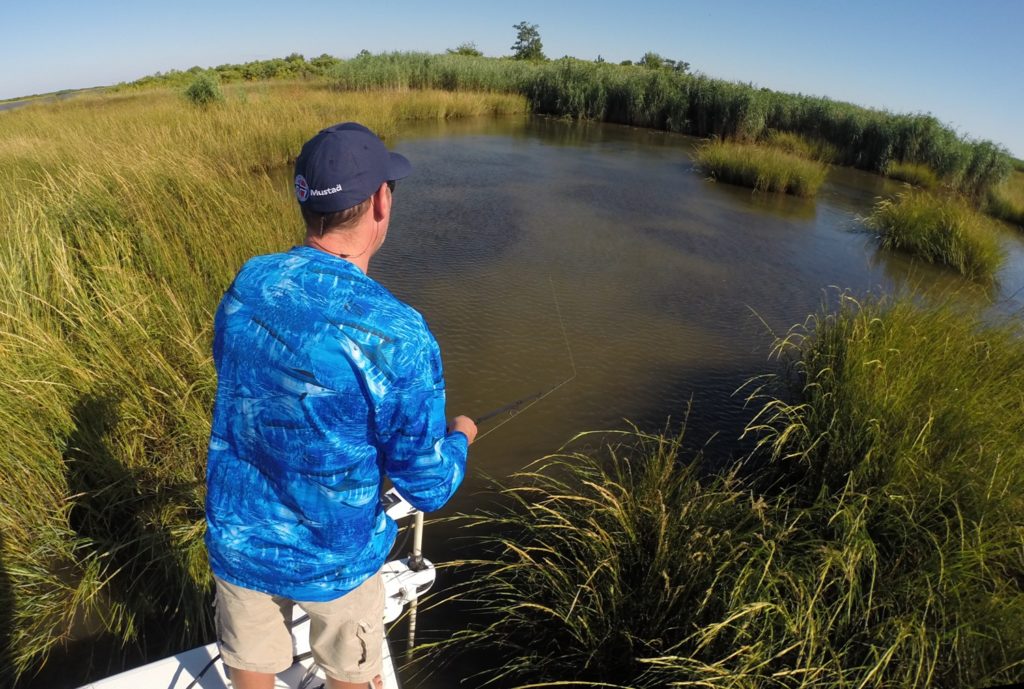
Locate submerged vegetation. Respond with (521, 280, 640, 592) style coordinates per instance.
(118, 51, 1014, 197)
(695, 140, 828, 196)
(435, 295, 1024, 688)
(865, 191, 1004, 281)
(0, 84, 525, 685)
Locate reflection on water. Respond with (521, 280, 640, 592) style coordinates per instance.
(270, 116, 1023, 686)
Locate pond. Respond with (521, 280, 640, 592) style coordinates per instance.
(365, 115, 1021, 471)
(283, 115, 1024, 686)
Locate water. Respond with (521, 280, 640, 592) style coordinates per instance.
(149, 116, 1016, 689)
(363, 118, 1021, 477)
(263, 116, 1024, 685)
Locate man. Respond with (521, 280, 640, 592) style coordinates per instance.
(205, 122, 477, 689)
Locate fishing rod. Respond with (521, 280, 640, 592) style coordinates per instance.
(474, 387, 551, 425)
(472, 276, 577, 443)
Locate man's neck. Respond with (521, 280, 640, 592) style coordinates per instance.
(304, 233, 373, 274)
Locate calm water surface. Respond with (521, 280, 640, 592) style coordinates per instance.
(292, 116, 1024, 685)
(371, 117, 1023, 472)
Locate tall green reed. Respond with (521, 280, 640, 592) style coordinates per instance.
(116, 51, 1015, 196)
(239, 51, 1019, 197)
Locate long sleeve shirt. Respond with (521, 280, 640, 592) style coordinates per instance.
(205, 246, 467, 601)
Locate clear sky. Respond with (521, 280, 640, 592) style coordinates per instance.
(2, 0, 1022, 156)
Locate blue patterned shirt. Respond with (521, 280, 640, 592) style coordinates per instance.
(205, 246, 468, 601)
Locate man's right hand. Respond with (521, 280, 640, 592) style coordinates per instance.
(449, 415, 478, 445)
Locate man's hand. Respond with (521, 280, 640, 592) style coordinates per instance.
(449, 415, 478, 445)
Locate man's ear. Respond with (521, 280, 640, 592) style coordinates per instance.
(373, 182, 389, 222)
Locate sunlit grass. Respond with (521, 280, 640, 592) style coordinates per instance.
(0, 83, 526, 684)
(883, 159, 940, 189)
(695, 140, 829, 197)
(763, 129, 837, 162)
(865, 191, 1004, 281)
(987, 171, 1024, 228)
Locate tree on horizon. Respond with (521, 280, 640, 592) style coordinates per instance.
(511, 22, 545, 61)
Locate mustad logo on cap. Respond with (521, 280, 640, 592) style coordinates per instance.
(308, 183, 344, 197)
(296, 174, 345, 203)
(294, 175, 309, 202)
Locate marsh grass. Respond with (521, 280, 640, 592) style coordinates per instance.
(326, 53, 1013, 196)
(987, 171, 1024, 228)
(327, 52, 1012, 196)
(115, 52, 1014, 196)
(426, 295, 1024, 688)
(865, 191, 1004, 281)
(883, 160, 940, 189)
(743, 293, 1024, 684)
(0, 84, 526, 684)
(762, 129, 837, 162)
(695, 140, 829, 197)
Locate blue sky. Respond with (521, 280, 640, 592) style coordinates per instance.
(2, 0, 1022, 156)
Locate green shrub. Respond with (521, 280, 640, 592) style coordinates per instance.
(183, 73, 223, 106)
(695, 140, 829, 196)
(865, 191, 1004, 280)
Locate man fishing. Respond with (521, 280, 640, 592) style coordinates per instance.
(205, 122, 477, 689)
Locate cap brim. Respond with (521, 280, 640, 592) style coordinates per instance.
(387, 152, 412, 181)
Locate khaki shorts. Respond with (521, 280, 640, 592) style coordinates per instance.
(214, 573, 384, 684)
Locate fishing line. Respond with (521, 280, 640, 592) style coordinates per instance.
(473, 276, 577, 443)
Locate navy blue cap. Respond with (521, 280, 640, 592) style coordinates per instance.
(294, 122, 412, 213)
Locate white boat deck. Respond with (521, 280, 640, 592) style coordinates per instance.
(79, 490, 430, 689)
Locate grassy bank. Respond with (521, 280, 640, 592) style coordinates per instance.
(761, 129, 837, 162)
(0, 83, 525, 684)
(116, 52, 1013, 197)
(865, 191, 1004, 281)
(883, 160, 940, 188)
(432, 295, 1024, 688)
(695, 140, 828, 196)
(987, 171, 1024, 228)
